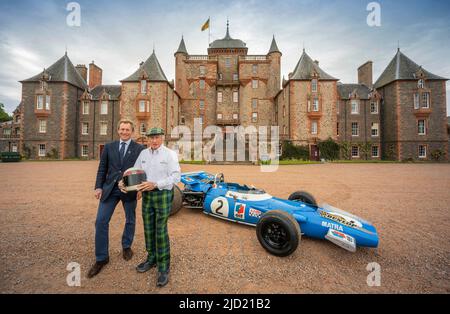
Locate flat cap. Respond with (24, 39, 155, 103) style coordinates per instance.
(146, 127, 165, 136)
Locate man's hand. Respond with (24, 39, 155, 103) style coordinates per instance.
(118, 180, 128, 193)
(94, 188, 102, 200)
(137, 181, 156, 192)
(137, 191, 142, 200)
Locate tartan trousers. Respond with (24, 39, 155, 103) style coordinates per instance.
(142, 188, 174, 272)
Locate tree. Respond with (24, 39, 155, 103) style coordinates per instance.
(0, 103, 13, 122)
(358, 141, 372, 160)
(339, 141, 352, 160)
(317, 137, 340, 161)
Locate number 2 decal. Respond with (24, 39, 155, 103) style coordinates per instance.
(211, 197, 229, 217)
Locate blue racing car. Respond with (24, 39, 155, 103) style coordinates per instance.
(171, 171, 379, 256)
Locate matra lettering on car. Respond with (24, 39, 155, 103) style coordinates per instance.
(322, 221, 344, 232)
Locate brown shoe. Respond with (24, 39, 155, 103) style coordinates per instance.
(87, 258, 109, 278)
(122, 248, 133, 261)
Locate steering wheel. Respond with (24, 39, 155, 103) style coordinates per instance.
(213, 173, 225, 186)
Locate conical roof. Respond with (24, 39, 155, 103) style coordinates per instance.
(290, 50, 337, 80)
(374, 49, 447, 89)
(268, 35, 281, 54)
(21, 53, 88, 89)
(122, 51, 168, 82)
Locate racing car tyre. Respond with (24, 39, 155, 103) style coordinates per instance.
(256, 210, 301, 257)
(170, 185, 183, 216)
(288, 191, 317, 206)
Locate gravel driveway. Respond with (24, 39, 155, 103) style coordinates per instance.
(0, 161, 449, 293)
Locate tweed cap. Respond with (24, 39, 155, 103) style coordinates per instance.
(146, 127, 165, 136)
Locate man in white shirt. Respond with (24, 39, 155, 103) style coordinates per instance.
(129, 127, 180, 287)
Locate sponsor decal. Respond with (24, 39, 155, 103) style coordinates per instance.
(331, 230, 346, 239)
(322, 221, 344, 232)
(319, 210, 362, 228)
(248, 208, 261, 218)
(234, 203, 246, 219)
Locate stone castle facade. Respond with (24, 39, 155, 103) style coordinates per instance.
(1, 24, 448, 161)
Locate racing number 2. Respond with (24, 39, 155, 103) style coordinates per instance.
(211, 197, 229, 217)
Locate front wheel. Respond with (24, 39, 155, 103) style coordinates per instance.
(170, 185, 183, 216)
(256, 210, 301, 257)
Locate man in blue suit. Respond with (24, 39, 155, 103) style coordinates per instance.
(87, 119, 145, 278)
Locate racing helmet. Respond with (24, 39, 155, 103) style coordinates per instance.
(122, 167, 147, 191)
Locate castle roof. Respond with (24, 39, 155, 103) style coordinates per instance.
(175, 36, 188, 55)
(21, 53, 88, 89)
(337, 83, 371, 100)
(268, 35, 281, 54)
(121, 51, 168, 82)
(209, 22, 246, 49)
(374, 49, 447, 89)
(290, 50, 338, 81)
(90, 85, 121, 100)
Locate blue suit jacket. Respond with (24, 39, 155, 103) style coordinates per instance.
(95, 140, 145, 202)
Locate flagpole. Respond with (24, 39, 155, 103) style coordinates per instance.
(208, 16, 211, 46)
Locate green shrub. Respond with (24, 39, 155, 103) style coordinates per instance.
(281, 141, 309, 160)
(317, 137, 340, 161)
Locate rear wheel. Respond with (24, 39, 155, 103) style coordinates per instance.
(170, 185, 183, 216)
(288, 191, 317, 206)
(256, 210, 301, 257)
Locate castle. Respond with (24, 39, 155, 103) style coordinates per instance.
(1, 24, 448, 161)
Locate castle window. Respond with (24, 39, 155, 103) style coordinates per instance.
(422, 92, 430, 108)
(370, 102, 378, 114)
(100, 122, 108, 135)
(200, 65, 206, 76)
(200, 80, 205, 89)
(252, 64, 258, 75)
(311, 121, 318, 135)
(233, 91, 239, 103)
(252, 99, 258, 110)
(140, 123, 146, 135)
(3, 128, 11, 136)
(233, 113, 239, 120)
(418, 120, 426, 135)
(199, 115, 204, 125)
(311, 79, 318, 92)
(39, 119, 47, 133)
(141, 80, 147, 94)
(225, 58, 231, 67)
(180, 116, 185, 125)
(351, 100, 359, 114)
(312, 98, 319, 111)
(199, 100, 205, 110)
(82, 122, 89, 135)
(336, 101, 340, 114)
(372, 146, 379, 158)
(252, 80, 258, 89)
(38, 144, 46, 157)
(101, 101, 108, 115)
(217, 113, 223, 120)
(233, 73, 239, 81)
(418, 145, 427, 158)
(83, 101, 89, 115)
(252, 112, 258, 123)
(351, 146, 359, 158)
(414, 93, 420, 109)
(418, 79, 424, 89)
(217, 91, 223, 103)
(139, 100, 146, 112)
(218, 73, 223, 80)
(45, 95, 51, 110)
(37, 95, 44, 110)
(82, 145, 89, 157)
(337, 122, 339, 136)
(371, 123, 379, 137)
(351, 122, 359, 136)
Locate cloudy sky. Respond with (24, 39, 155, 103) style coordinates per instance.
(1, 0, 449, 114)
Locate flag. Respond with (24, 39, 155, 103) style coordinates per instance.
(201, 18, 210, 31)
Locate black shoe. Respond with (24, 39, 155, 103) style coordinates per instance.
(136, 260, 156, 273)
(87, 258, 109, 278)
(123, 248, 133, 261)
(157, 271, 169, 287)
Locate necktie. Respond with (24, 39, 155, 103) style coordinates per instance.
(119, 142, 126, 164)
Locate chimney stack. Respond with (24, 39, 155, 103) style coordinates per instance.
(314, 60, 319, 66)
(358, 61, 373, 89)
(89, 61, 103, 89)
(75, 64, 87, 82)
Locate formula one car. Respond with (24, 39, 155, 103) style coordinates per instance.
(170, 171, 379, 256)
